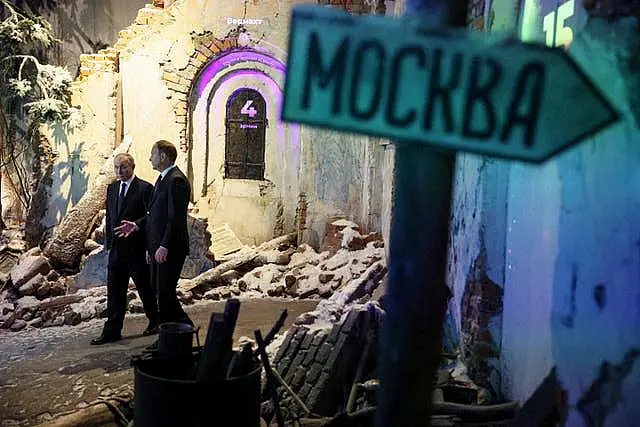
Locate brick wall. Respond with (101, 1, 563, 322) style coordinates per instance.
(160, 33, 239, 152)
(74, 0, 244, 154)
(317, 0, 386, 15)
(76, 3, 170, 84)
(78, 49, 119, 80)
(270, 306, 381, 418)
(460, 252, 503, 399)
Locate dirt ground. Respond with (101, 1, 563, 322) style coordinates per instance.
(0, 297, 319, 426)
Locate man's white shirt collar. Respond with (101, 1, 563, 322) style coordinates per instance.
(120, 175, 135, 194)
(160, 164, 176, 179)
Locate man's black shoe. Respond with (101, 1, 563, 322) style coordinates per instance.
(142, 324, 159, 336)
(90, 334, 122, 345)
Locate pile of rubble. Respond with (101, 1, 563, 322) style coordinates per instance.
(261, 301, 505, 425)
(184, 235, 384, 301)
(0, 220, 387, 333)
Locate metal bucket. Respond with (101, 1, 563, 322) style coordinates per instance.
(133, 356, 261, 427)
(158, 322, 194, 357)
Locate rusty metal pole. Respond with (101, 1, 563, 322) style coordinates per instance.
(376, 1, 467, 426)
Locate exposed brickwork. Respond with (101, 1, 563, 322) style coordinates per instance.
(326, 322, 342, 344)
(317, 0, 386, 15)
(111, 4, 170, 56)
(71, 1, 222, 153)
(273, 325, 299, 363)
(315, 342, 334, 364)
(78, 48, 119, 80)
(73, 0, 390, 157)
(272, 306, 381, 418)
(460, 253, 503, 399)
(160, 32, 239, 152)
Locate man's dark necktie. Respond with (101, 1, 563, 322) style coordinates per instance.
(154, 175, 162, 193)
(117, 182, 127, 213)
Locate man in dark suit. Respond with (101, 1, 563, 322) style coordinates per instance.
(91, 153, 159, 345)
(117, 140, 193, 328)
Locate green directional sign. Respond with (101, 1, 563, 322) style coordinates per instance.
(281, 5, 620, 163)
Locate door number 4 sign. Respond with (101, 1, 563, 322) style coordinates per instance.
(241, 100, 258, 118)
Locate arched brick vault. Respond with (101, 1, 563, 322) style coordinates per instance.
(155, 0, 387, 153)
(160, 32, 241, 153)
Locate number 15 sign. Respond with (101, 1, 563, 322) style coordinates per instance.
(282, 5, 619, 163)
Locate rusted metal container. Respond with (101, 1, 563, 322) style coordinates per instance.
(132, 356, 261, 427)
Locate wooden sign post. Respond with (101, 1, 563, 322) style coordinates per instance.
(376, 3, 464, 425)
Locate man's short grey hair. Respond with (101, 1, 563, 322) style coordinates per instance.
(114, 153, 135, 167)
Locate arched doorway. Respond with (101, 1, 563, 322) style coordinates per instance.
(189, 50, 300, 248)
(225, 88, 267, 180)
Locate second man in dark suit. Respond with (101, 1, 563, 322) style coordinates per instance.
(91, 153, 159, 345)
(117, 140, 193, 328)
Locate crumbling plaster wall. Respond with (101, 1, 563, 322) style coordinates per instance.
(449, 3, 640, 420)
(448, 154, 509, 400)
(299, 130, 381, 249)
(37, 0, 146, 230)
(549, 18, 640, 426)
(446, 0, 512, 401)
(446, 0, 561, 404)
(296, 0, 396, 248)
(117, 0, 388, 246)
(40, 0, 392, 253)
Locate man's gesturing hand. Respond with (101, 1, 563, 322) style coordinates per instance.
(155, 246, 168, 264)
(114, 220, 138, 237)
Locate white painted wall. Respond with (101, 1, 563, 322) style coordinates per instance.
(550, 18, 640, 426)
(501, 161, 557, 402)
(446, 0, 560, 404)
(448, 10, 640, 421)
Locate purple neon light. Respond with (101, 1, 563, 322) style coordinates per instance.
(197, 51, 286, 97)
(207, 69, 299, 160)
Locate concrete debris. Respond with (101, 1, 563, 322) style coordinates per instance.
(266, 302, 495, 424)
(181, 215, 214, 279)
(10, 255, 52, 287)
(18, 273, 45, 296)
(69, 248, 107, 292)
(128, 298, 145, 313)
(1, 221, 387, 333)
(265, 303, 386, 420)
(83, 239, 102, 253)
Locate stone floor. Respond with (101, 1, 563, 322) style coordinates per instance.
(0, 297, 319, 426)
